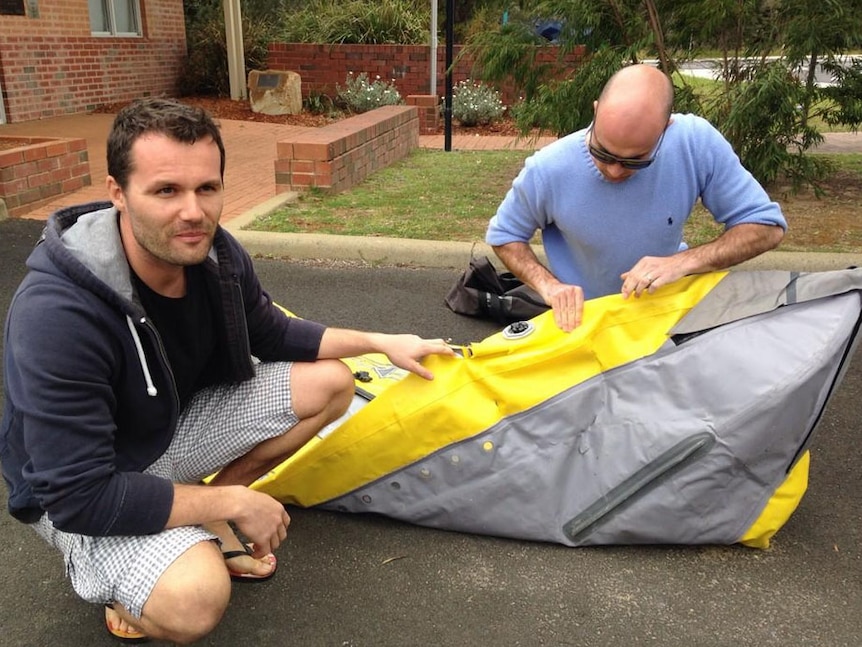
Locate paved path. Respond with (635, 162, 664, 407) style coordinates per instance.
(2, 113, 856, 224)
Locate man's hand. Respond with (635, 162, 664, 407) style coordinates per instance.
(491, 242, 584, 332)
(620, 256, 687, 299)
(539, 282, 584, 333)
(318, 330, 455, 380)
(169, 484, 290, 559)
(621, 224, 785, 299)
(379, 334, 456, 380)
(228, 487, 291, 559)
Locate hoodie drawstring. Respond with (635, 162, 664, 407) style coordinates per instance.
(126, 315, 158, 397)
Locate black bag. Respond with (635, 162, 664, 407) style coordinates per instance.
(445, 256, 550, 323)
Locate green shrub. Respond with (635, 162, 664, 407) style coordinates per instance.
(279, 0, 427, 44)
(336, 72, 404, 113)
(181, 0, 284, 96)
(451, 80, 506, 127)
(303, 91, 339, 117)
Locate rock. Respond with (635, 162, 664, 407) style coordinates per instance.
(248, 70, 302, 116)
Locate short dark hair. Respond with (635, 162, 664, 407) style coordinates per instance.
(107, 97, 226, 190)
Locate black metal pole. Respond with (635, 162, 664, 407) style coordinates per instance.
(444, 0, 454, 151)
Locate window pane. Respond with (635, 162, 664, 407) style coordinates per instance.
(88, 0, 109, 32)
(112, 0, 139, 34)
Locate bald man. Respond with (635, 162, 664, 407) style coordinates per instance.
(486, 64, 786, 331)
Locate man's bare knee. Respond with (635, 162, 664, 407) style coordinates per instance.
(142, 541, 231, 643)
(320, 358, 355, 396)
(161, 592, 228, 644)
(292, 359, 355, 420)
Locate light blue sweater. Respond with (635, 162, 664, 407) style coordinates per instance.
(486, 114, 787, 299)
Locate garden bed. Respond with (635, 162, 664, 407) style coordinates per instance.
(92, 96, 528, 137)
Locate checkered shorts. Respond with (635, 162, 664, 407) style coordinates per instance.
(32, 361, 297, 618)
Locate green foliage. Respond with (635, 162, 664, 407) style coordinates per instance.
(278, 0, 428, 44)
(821, 59, 862, 127)
(451, 80, 506, 126)
(461, 19, 550, 104)
(706, 61, 833, 191)
(303, 92, 339, 117)
(510, 46, 625, 137)
(336, 73, 404, 113)
(460, 0, 862, 193)
(181, 0, 285, 96)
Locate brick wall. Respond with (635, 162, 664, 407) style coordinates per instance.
(267, 43, 584, 108)
(0, 0, 186, 123)
(274, 105, 418, 193)
(406, 95, 440, 134)
(0, 136, 90, 217)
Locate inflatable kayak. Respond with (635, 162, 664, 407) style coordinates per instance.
(252, 268, 862, 548)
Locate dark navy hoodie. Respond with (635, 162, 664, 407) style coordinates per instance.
(0, 203, 325, 536)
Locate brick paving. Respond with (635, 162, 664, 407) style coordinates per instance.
(0, 113, 857, 223)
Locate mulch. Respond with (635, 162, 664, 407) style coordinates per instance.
(91, 96, 527, 137)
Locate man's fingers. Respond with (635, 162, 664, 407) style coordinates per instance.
(621, 271, 656, 298)
(550, 286, 583, 332)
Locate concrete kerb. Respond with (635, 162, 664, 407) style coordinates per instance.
(225, 191, 507, 268)
(226, 194, 861, 272)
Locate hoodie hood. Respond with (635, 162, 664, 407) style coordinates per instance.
(39, 202, 160, 397)
(37, 201, 142, 318)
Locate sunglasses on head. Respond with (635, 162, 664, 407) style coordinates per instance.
(587, 124, 666, 170)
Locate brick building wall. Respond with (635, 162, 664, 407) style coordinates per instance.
(267, 43, 584, 108)
(0, 0, 187, 123)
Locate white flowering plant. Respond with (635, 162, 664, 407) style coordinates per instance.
(337, 72, 404, 113)
(450, 79, 506, 127)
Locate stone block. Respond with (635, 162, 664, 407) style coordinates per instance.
(248, 69, 302, 116)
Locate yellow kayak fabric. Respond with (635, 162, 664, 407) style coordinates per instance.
(254, 268, 862, 547)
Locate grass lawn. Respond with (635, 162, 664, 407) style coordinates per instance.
(249, 149, 530, 242)
(247, 148, 862, 253)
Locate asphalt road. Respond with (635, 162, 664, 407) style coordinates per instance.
(1, 217, 860, 647)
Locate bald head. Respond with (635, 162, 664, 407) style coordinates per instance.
(599, 64, 674, 122)
(592, 65, 673, 158)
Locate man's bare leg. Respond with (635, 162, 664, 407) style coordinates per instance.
(207, 359, 355, 573)
(106, 540, 230, 644)
(212, 359, 355, 486)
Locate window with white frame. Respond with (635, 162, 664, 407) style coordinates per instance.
(88, 0, 141, 37)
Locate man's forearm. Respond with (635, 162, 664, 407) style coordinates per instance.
(315, 328, 386, 359)
(492, 242, 559, 296)
(166, 483, 247, 529)
(677, 223, 784, 274)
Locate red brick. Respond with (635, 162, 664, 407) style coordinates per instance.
(22, 146, 48, 162)
(36, 157, 61, 172)
(61, 176, 86, 192)
(0, 150, 24, 167)
(273, 159, 292, 174)
(275, 142, 294, 158)
(70, 162, 90, 178)
(18, 187, 42, 205)
(28, 171, 52, 188)
(50, 167, 73, 183)
(45, 142, 69, 157)
(291, 142, 332, 162)
(289, 173, 317, 187)
(290, 160, 315, 174)
(40, 182, 62, 199)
